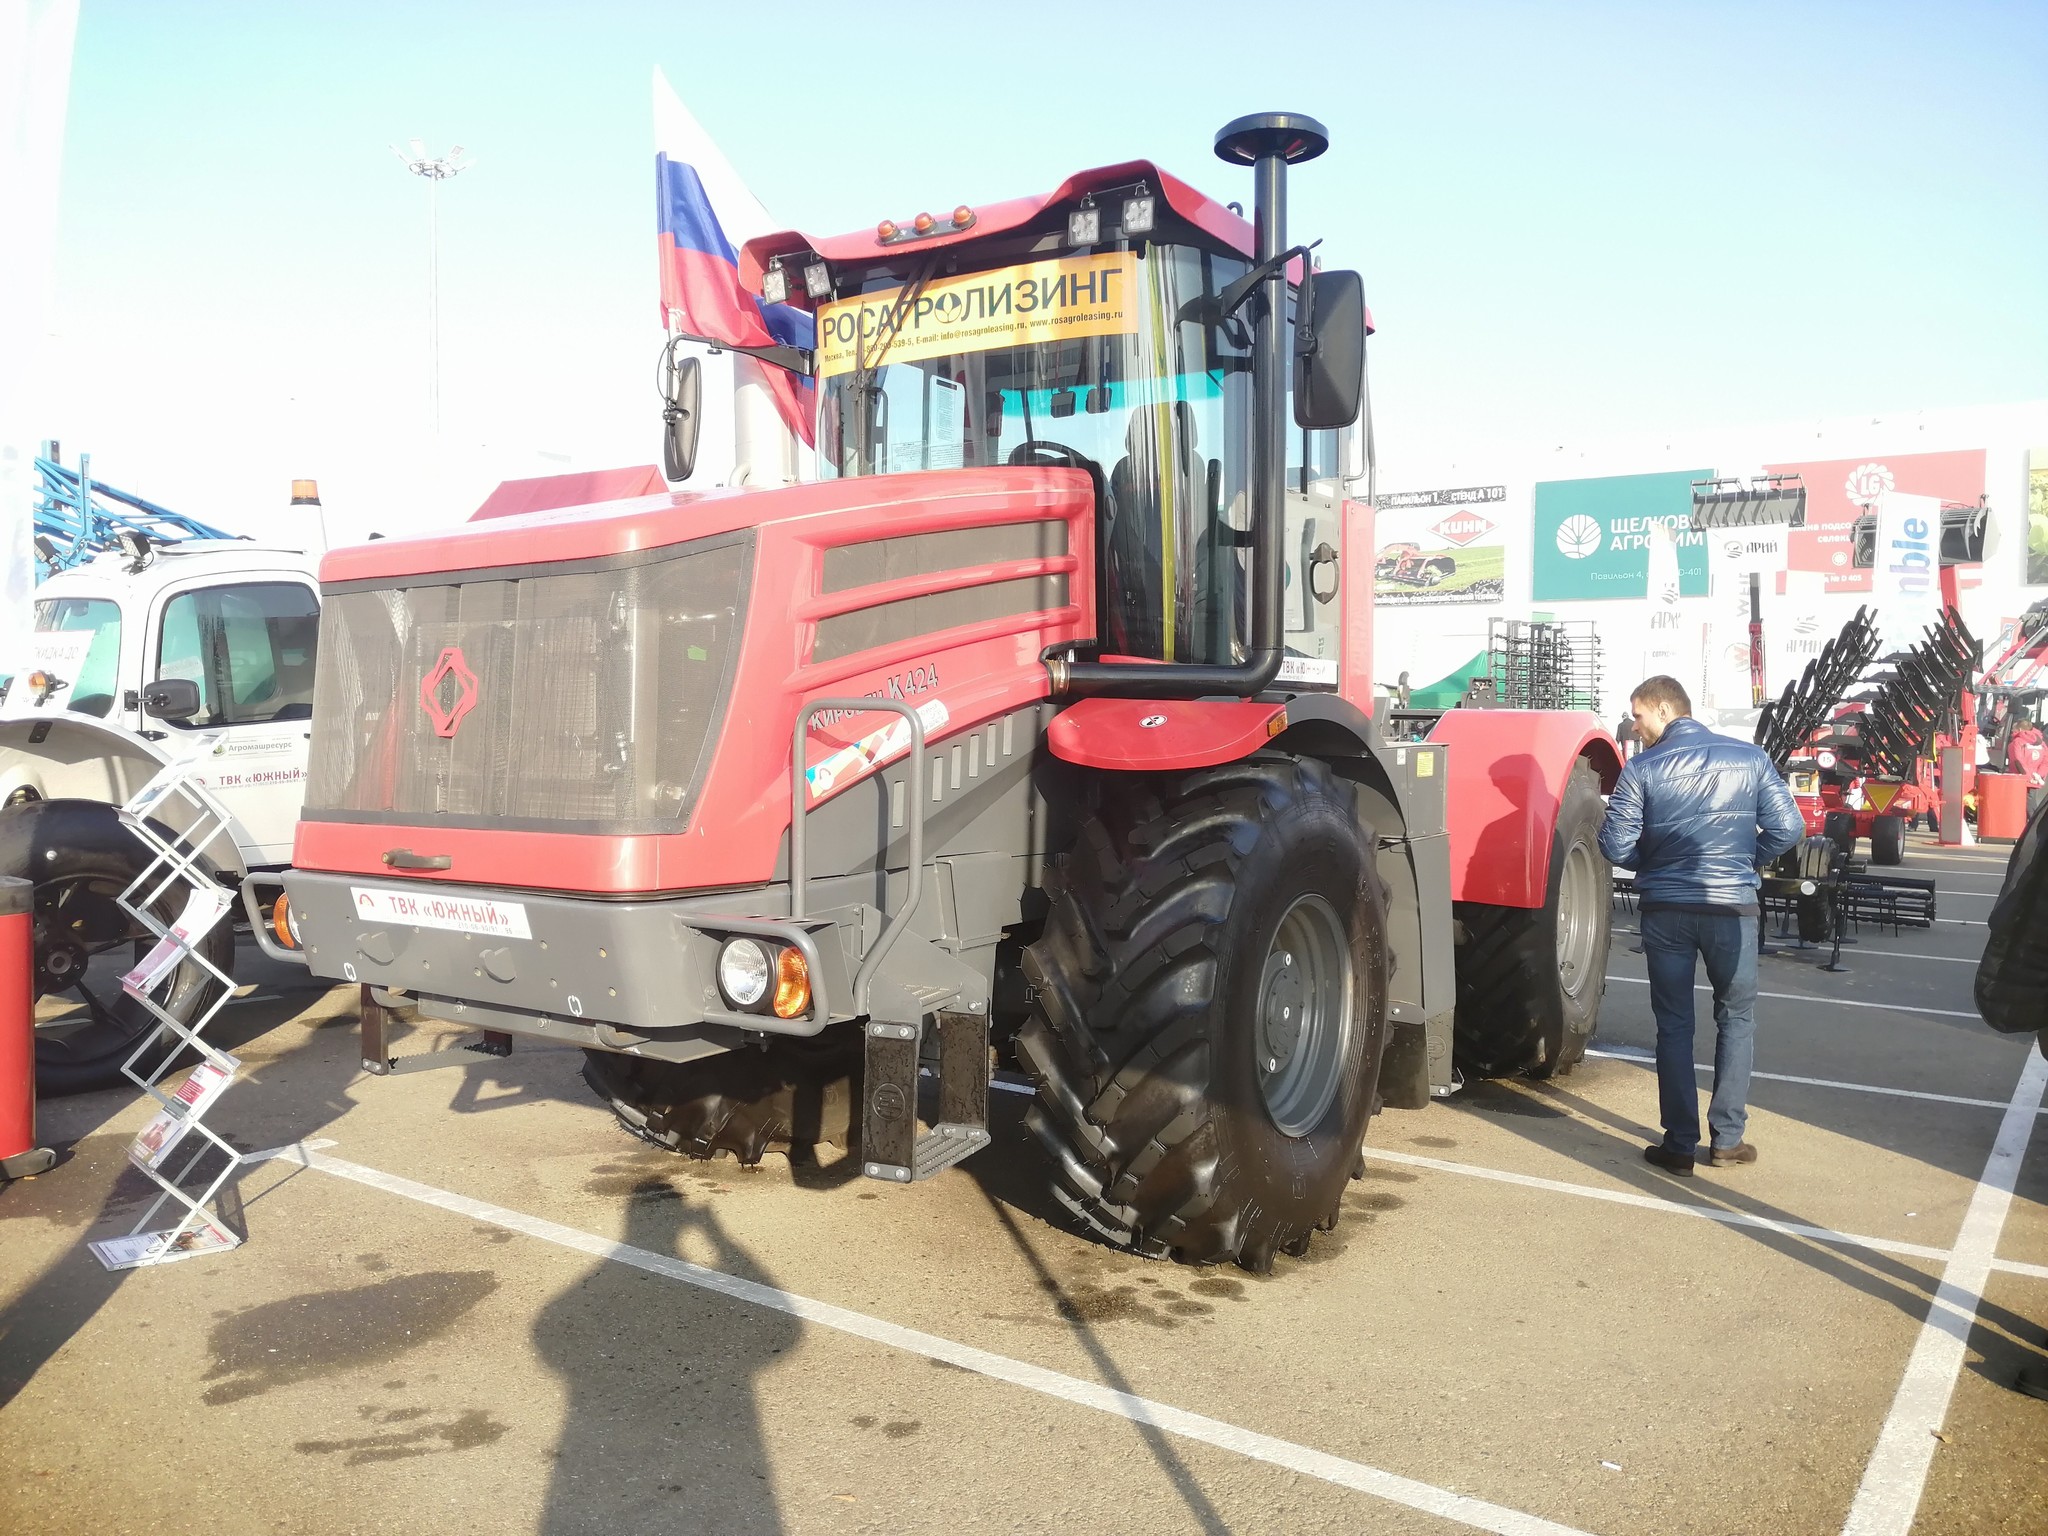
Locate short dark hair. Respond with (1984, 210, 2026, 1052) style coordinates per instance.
(1631, 675, 1692, 715)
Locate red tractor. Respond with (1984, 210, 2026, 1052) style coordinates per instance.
(251, 115, 1620, 1272)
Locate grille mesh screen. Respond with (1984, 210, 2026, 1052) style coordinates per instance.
(306, 538, 750, 831)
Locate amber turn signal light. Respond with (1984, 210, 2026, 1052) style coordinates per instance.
(270, 893, 300, 950)
(772, 945, 811, 1019)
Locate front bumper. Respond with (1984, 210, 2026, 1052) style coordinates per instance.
(265, 869, 863, 1048)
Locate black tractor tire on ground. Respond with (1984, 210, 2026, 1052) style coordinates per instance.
(1976, 795, 2048, 1041)
(1015, 755, 1388, 1273)
(1870, 813, 1906, 866)
(0, 798, 236, 1097)
(1452, 759, 1611, 1079)
(580, 1033, 861, 1164)
(1823, 811, 1858, 859)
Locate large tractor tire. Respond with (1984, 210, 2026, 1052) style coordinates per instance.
(581, 1034, 861, 1164)
(1, 798, 235, 1096)
(1016, 755, 1388, 1273)
(1452, 759, 1610, 1079)
(1822, 810, 1858, 860)
(1976, 795, 2048, 1042)
(1870, 813, 1906, 866)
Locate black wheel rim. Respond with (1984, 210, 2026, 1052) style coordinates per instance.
(32, 874, 183, 1070)
(1254, 893, 1354, 1137)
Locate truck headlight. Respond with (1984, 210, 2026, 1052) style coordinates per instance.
(717, 939, 771, 1008)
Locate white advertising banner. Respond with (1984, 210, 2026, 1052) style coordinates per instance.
(1706, 523, 1790, 580)
(1873, 490, 1944, 653)
(1641, 519, 1687, 680)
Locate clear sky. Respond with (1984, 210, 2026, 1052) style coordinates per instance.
(42, 0, 2048, 542)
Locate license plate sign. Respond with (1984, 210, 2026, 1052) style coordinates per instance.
(349, 886, 532, 939)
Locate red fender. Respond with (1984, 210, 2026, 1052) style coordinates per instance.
(1426, 711, 1622, 908)
(1048, 698, 1290, 771)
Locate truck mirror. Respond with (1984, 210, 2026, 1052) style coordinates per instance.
(142, 677, 201, 721)
(662, 353, 702, 483)
(1293, 269, 1365, 431)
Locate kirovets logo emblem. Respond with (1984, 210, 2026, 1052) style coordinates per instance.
(420, 646, 479, 738)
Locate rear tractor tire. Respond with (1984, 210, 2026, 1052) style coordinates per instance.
(581, 1034, 861, 1165)
(1452, 759, 1611, 1079)
(1016, 756, 1388, 1273)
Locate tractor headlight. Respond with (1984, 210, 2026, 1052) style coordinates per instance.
(717, 939, 772, 1008)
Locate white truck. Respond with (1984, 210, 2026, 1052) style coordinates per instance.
(1, 539, 322, 1091)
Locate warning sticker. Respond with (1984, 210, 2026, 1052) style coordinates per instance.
(815, 253, 1139, 379)
(1864, 780, 1901, 813)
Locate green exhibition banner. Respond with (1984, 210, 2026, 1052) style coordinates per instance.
(1531, 469, 1712, 601)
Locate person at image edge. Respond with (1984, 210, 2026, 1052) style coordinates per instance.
(1597, 676, 1804, 1176)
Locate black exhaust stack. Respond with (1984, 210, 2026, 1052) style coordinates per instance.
(1051, 111, 1329, 701)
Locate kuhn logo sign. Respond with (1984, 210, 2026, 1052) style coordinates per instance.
(1433, 511, 1495, 547)
(420, 646, 479, 738)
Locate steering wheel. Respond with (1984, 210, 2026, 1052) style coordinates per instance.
(1007, 440, 1094, 471)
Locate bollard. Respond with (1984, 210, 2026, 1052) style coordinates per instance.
(1, 875, 56, 1180)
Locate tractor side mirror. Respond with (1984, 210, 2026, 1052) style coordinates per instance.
(662, 353, 702, 483)
(1293, 269, 1365, 431)
(142, 678, 201, 721)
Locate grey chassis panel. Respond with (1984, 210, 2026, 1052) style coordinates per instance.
(282, 704, 1077, 1063)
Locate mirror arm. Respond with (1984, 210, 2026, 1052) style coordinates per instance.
(667, 330, 815, 378)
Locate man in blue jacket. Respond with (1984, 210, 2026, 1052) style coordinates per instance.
(1600, 675, 1805, 1175)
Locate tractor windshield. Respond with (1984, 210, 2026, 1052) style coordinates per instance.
(815, 243, 1258, 666)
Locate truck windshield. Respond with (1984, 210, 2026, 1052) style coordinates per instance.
(815, 243, 1256, 666)
(31, 596, 123, 718)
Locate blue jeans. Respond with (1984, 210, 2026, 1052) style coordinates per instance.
(1640, 908, 1759, 1154)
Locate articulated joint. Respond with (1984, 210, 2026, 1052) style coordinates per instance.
(1045, 655, 1071, 696)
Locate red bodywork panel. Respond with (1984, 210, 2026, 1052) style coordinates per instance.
(1048, 698, 1288, 772)
(300, 469, 1096, 894)
(1337, 498, 1376, 719)
(1427, 711, 1623, 909)
(470, 465, 665, 521)
(739, 160, 1283, 296)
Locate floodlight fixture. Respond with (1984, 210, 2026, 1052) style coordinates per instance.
(393, 139, 476, 441)
(1690, 473, 1807, 532)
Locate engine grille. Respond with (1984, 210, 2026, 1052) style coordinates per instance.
(306, 534, 751, 832)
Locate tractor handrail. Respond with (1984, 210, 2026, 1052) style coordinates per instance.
(790, 698, 928, 1017)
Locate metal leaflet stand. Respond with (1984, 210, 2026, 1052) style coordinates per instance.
(86, 741, 247, 1270)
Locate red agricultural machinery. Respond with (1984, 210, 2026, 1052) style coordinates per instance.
(250, 115, 1620, 1273)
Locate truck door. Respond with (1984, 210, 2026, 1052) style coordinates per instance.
(1281, 423, 1344, 689)
(148, 577, 320, 866)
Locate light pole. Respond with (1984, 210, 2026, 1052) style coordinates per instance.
(390, 140, 473, 442)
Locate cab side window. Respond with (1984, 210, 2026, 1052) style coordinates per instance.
(156, 583, 320, 727)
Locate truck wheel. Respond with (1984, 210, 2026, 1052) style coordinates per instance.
(1016, 756, 1387, 1273)
(1870, 813, 1906, 865)
(580, 1033, 860, 1165)
(1452, 759, 1610, 1079)
(0, 798, 235, 1097)
(1822, 810, 1857, 859)
(1976, 796, 2047, 1038)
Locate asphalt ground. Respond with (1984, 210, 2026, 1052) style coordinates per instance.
(3, 830, 2044, 1535)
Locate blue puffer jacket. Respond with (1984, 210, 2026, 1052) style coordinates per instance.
(1598, 716, 1805, 908)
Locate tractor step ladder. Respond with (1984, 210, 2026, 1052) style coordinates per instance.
(861, 1010, 992, 1183)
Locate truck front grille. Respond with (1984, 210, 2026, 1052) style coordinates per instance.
(305, 533, 751, 832)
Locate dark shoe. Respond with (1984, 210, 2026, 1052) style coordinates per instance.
(1644, 1144, 1695, 1176)
(1708, 1143, 1758, 1167)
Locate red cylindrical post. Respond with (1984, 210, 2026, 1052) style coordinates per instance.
(1, 875, 56, 1180)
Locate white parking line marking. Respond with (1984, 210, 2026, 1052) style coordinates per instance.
(1603, 974, 1983, 1020)
(1583, 1048, 2038, 1113)
(1827, 950, 1978, 965)
(1841, 1050, 2048, 1536)
(1363, 1147, 1952, 1263)
(252, 1144, 1594, 1536)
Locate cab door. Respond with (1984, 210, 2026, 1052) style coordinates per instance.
(147, 575, 320, 866)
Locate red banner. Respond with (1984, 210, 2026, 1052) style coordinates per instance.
(1764, 449, 1985, 593)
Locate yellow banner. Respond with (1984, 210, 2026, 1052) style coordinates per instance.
(815, 253, 1139, 379)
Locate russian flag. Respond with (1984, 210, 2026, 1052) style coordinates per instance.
(654, 70, 814, 448)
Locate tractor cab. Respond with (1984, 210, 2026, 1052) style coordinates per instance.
(737, 124, 1367, 696)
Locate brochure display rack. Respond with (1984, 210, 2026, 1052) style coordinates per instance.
(86, 742, 247, 1271)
